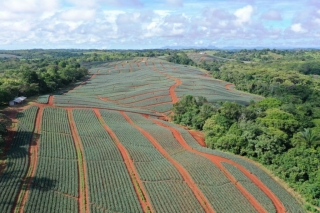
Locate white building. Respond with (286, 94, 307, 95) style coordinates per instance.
(9, 96, 27, 106)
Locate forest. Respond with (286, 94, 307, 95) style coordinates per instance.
(172, 49, 320, 211)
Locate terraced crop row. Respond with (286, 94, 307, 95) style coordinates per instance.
(24, 107, 80, 213)
(99, 109, 205, 213)
(126, 112, 259, 213)
(72, 109, 143, 213)
(0, 106, 38, 213)
(128, 96, 172, 107)
(36, 95, 50, 104)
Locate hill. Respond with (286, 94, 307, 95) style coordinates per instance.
(0, 57, 304, 213)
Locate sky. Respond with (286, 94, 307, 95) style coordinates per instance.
(0, 0, 320, 49)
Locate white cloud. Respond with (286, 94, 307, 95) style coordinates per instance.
(234, 5, 253, 25)
(60, 9, 96, 21)
(291, 23, 307, 33)
(1, 0, 59, 13)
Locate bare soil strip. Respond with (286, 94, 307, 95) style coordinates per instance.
(48, 95, 54, 106)
(153, 119, 286, 213)
(93, 109, 152, 213)
(121, 112, 215, 213)
(13, 107, 43, 213)
(188, 130, 206, 147)
(67, 109, 88, 213)
(152, 68, 182, 103)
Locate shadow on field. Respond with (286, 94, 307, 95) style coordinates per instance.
(29, 177, 57, 191)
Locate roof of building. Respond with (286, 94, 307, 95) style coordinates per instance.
(13, 96, 27, 103)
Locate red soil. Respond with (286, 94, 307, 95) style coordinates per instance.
(152, 68, 182, 104)
(121, 112, 214, 213)
(67, 109, 89, 213)
(225, 84, 235, 91)
(93, 109, 153, 213)
(18, 107, 43, 212)
(48, 95, 54, 106)
(188, 130, 206, 147)
(169, 78, 181, 104)
(152, 119, 286, 213)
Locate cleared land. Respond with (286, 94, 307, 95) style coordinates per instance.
(0, 57, 304, 213)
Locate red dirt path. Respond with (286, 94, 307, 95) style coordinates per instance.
(121, 112, 215, 213)
(93, 109, 152, 213)
(16, 107, 43, 213)
(48, 95, 54, 106)
(152, 68, 182, 104)
(67, 109, 89, 213)
(152, 119, 286, 213)
(188, 130, 206, 147)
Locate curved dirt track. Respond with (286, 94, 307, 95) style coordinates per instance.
(152, 119, 286, 213)
(121, 112, 214, 213)
(152, 68, 182, 104)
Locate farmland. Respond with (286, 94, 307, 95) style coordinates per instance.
(0, 56, 305, 213)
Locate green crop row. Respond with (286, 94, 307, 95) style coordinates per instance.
(128, 96, 172, 108)
(25, 190, 78, 213)
(145, 103, 173, 113)
(222, 162, 276, 213)
(0, 106, 38, 213)
(24, 107, 80, 212)
(99, 109, 205, 213)
(125, 113, 258, 213)
(39, 132, 77, 159)
(36, 95, 50, 104)
(72, 109, 142, 212)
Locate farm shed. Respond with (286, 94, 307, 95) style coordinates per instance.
(9, 96, 27, 106)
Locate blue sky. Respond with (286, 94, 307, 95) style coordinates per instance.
(0, 0, 319, 49)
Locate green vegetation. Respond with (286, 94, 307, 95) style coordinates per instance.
(0, 57, 88, 104)
(72, 109, 143, 212)
(171, 49, 320, 211)
(0, 106, 38, 213)
(172, 95, 214, 129)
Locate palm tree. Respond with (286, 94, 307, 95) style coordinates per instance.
(298, 128, 320, 148)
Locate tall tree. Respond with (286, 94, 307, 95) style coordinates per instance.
(298, 128, 320, 148)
